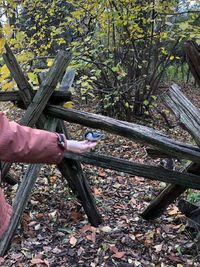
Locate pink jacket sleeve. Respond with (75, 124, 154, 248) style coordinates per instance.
(0, 112, 67, 164)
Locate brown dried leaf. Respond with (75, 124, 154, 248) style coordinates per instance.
(11, 253, 23, 260)
(30, 258, 45, 265)
(35, 213, 45, 220)
(109, 245, 118, 254)
(71, 211, 84, 221)
(98, 170, 106, 177)
(80, 224, 95, 233)
(113, 251, 125, 259)
(93, 187, 103, 196)
(167, 255, 182, 263)
(49, 175, 58, 183)
(168, 206, 179, 215)
(86, 231, 96, 243)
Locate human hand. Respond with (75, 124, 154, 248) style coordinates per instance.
(66, 140, 97, 154)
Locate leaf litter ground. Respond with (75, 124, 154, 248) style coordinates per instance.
(1, 84, 200, 267)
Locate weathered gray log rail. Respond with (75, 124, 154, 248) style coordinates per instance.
(185, 41, 200, 87)
(42, 83, 200, 222)
(0, 90, 71, 104)
(1, 42, 200, 256)
(45, 84, 200, 220)
(45, 105, 200, 163)
(142, 83, 200, 220)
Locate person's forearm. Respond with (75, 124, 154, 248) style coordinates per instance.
(0, 113, 67, 164)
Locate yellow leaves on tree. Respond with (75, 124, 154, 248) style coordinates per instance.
(0, 37, 5, 53)
(0, 64, 17, 91)
(16, 51, 34, 63)
(0, 65, 10, 80)
(3, 24, 13, 40)
(0, 23, 12, 54)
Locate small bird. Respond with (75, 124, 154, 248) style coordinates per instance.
(84, 131, 104, 142)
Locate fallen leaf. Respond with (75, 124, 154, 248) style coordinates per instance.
(172, 224, 182, 229)
(11, 253, 23, 260)
(86, 232, 96, 243)
(94, 187, 103, 196)
(43, 246, 52, 253)
(34, 224, 41, 230)
(146, 230, 155, 240)
(22, 213, 31, 222)
(167, 255, 182, 263)
(101, 226, 112, 233)
(35, 213, 44, 220)
(48, 210, 57, 219)
(154, 244, 163, 252)
(86, 228, 96, 243)
(130, 197, 137, 205)
(43, 260, 50, 267)
(135, 233, 143, 238)
(49, 175, 58, 183)
(21, 213, 31, 230)
(168, 206, 179, 215)
(177, 224, 186, 232)
(113, 182, 121, 189)
(98, 170, 106, 177)
(134, 260, 141, 266)
(109, 245, 118, 254)
(52, 247, 62, 254)
(71, 211, 84, 221)
(69, 236, 77, 246)
(77, 247, 84, 256)
(113, 251, 125, 259)
(129, 234, 136, 241)
(29, 221, 37, 226)
(80, 224, 94, 233)
(30, 258, 45, 265)
(63, 101, 74, 109)
(114, 204, 127, 209)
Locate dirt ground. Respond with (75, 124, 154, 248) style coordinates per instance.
(1, 83, 200, 267)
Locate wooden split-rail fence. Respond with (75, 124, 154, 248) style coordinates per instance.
(0, 41, 200, 255)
